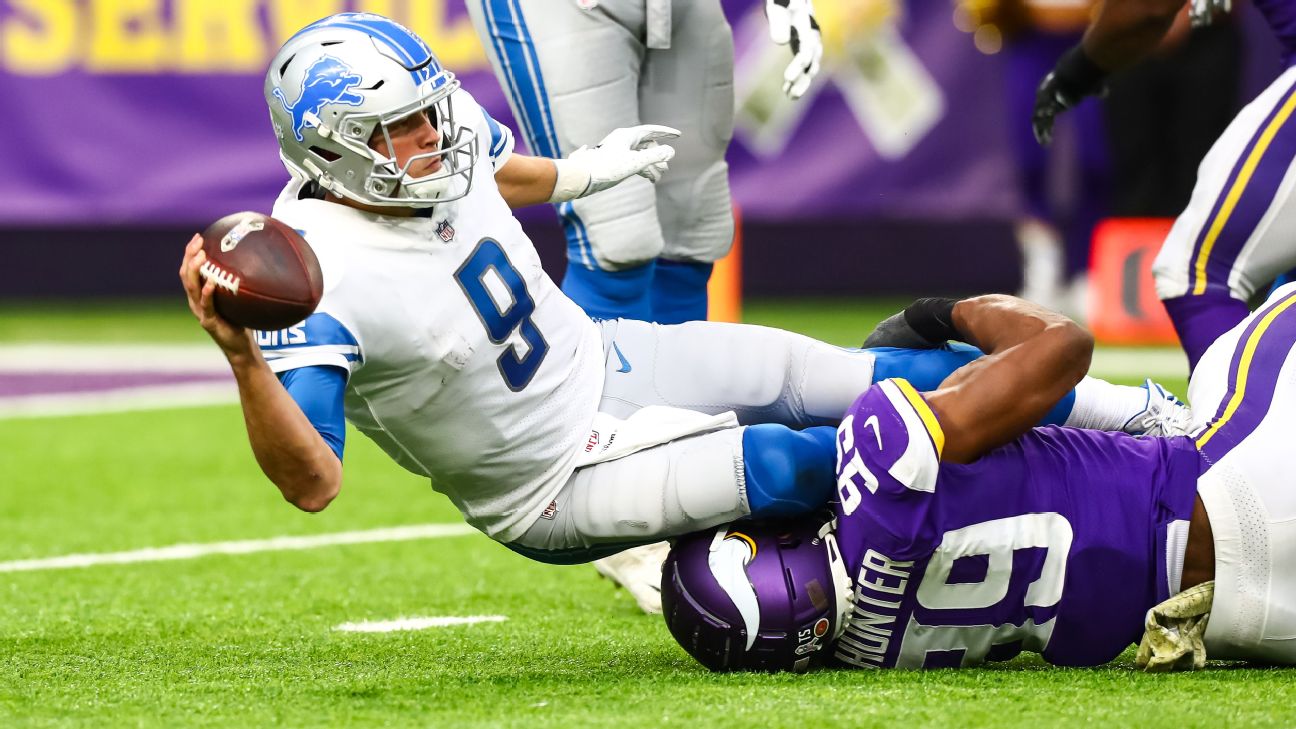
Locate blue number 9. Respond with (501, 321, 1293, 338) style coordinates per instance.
(454, 238, 550, 391)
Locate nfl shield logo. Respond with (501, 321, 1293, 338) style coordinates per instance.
(436, 220, 455, 243)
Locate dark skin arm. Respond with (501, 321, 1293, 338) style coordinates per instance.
(922, 295, 1093, 464)
(1081, 0, 1186, 72)
(1183, 497, 1215, 587)
(923, 293, 1216, 588)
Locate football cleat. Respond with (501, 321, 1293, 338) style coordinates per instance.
(593, 541, 670, 614)
(1123, 379, 1193, 438)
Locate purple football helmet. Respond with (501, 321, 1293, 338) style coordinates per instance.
(662, 517, 852, 672)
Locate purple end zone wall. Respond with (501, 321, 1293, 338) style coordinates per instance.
(0, 217, 1021, 300)
(0, 0, 1280, 301)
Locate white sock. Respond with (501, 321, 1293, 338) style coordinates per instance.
(1063, 377, 1150, 432)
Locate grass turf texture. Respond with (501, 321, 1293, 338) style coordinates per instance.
(5, 299, 1275, 728)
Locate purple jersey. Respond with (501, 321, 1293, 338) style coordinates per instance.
(828, 379, 1202, 669)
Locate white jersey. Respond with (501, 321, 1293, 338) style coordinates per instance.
(263, 90, 605, 542)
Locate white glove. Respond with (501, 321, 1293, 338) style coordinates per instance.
(1189, 0, 1231, 28)
(548, 125, 679, 202)
(766, 0, 823, 100)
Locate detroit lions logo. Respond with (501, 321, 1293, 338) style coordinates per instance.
(273, 56, 365, 142)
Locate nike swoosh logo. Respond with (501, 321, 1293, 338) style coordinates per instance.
(863, 414, 883, 450)
(612, 342, 632, 374)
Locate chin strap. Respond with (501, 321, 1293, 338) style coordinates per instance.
(1136, 580, 1214, 672)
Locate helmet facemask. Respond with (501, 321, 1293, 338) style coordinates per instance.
(352, 85, 477, 206)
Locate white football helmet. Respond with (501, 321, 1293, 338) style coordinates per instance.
(264, 13, 477, 208)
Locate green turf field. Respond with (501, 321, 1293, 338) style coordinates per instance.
(7, 299, 1286, 728)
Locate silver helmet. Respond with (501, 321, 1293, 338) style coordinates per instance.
(264, 13, 477, 208)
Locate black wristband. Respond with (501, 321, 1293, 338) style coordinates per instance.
(1054, 45, 1108, 98)
(902, 297, 960, 344)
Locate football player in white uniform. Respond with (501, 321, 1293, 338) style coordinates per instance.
(179, 14, 1189, 614)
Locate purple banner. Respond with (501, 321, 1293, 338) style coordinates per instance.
(1, 0, 1033, 225)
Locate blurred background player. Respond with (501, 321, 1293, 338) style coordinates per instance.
(464, 0, 822, 611)
(990, 0, 1110, 315)
(664, 287, 1296, 672)
(1031, 0, 1296, 372)
(464, 0, 821, 325)
(1102, 9, 1241, 223)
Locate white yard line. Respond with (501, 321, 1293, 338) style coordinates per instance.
(0, 382, 237, 420)
(334, 616, 508, 633)
(1088, 347, 1189, 381)
(0, 343, 228, 373)
(0, 524, 478, 573)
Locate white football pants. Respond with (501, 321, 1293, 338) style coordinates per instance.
(510, 318, 877, 557)
(1190, 281, 1296, 665)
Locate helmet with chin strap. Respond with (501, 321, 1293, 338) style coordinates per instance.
(662, 517, 854, 672)
(264, 12, 477, 208)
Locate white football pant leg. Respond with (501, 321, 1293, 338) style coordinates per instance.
(1190, 282, 1296, 665)
(511, 427, 748, 551)
(596, 318, 876, 425)
(1153, 66, 1296, 304)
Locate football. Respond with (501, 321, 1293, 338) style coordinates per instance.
(198, 212, 323, 331)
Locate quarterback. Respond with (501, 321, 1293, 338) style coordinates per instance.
(180, 14, 1187, 577)
(665, 290, 1296, 671)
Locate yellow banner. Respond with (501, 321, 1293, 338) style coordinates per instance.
(1, 0, 487, 75)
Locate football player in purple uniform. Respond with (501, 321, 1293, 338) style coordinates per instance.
(664, 288, 1296, 671)
(1033, 0, 1296, 373)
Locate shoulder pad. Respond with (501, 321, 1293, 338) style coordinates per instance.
(835, 378, 944, 514)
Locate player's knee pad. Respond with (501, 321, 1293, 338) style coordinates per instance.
(1151, 241, 1193, 301)
(659, 161, 734, 264)
(568, 182, 665, 271)
(791, 345, 878, 423)
(560, 428, 748, 545)
(742, 425, 836, 519)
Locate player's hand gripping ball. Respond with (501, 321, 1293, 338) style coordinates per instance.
(198, 212, 323, 331)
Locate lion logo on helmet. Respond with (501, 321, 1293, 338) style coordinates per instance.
(273, 55, 366, 143)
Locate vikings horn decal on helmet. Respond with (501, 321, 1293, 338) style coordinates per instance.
(264, 13, 478, 208)
(707, 530, 763, 651)
(662, 517, 854, 673)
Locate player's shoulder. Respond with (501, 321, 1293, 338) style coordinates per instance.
(267, 179, 366, 317)
(836, 378, 945, 502)
(453, 88, 514, 169)
(452, 87, 484, 118)
(257, 310, 363, 375)
(832, 378, 946, 563)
